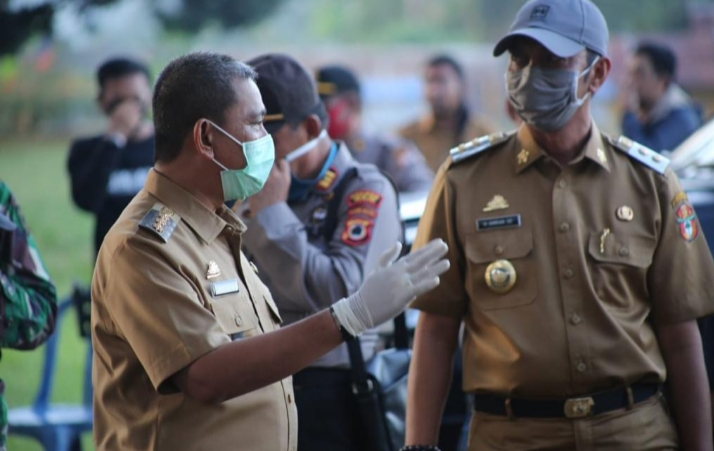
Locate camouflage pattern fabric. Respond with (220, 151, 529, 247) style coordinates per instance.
(0, 181, 58, 448)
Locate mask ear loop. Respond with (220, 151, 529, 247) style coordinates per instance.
(575, 55, 601, 104)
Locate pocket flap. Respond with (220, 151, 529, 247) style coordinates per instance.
(211, 293, 258, 335)
(587, 232, 655, 268)
(465, 229, 533, 264)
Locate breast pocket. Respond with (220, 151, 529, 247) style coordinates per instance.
(586, 232, 655, 310)
(210, 287, 259, 339)
(464, 230, 537, 311)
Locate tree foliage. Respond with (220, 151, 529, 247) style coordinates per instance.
(155, 0, 286, 33)
(0, 2, 54, 56)
(0, 0, 287, 56)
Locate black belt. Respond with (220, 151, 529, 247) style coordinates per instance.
(472, 383, 660, 419)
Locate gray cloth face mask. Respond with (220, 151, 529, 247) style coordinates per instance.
(506, 57, 599, 131)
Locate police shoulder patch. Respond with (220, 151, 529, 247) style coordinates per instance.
(138, 203, 180, 243)
(341, 217, 374, 246)
(449, 130, 516, 166)
(607, 135, 669, 175)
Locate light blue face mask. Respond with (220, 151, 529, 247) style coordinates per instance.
(207, 120, 275, 201)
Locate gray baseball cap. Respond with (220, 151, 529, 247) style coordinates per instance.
(493, 0, 609, 58)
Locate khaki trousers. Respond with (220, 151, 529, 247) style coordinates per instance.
(467, 395, 678, 451)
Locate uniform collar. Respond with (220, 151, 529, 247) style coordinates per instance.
(144, 169, 246, 243)
(514, 121, 611, 174)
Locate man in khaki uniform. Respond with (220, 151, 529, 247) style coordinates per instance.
(399, 54, 495, 173)
(403, 1, 714, 450)
(90, 52, 450, 451)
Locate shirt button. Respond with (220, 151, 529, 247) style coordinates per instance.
(234, 315, 243, 326)
(494, 245, 504, 256)
(571, 313, 582, 325)
(287, 393, 293, 404)
(559, 222, 570, 233)
(619, 247, 630, 257)
(563, 268, 574, 279)
(558, 179, 567, 189)
(576, 361, 587, 372)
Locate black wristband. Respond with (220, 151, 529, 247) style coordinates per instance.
(399, 446, 441, 451)
(329, 306, 356, 342)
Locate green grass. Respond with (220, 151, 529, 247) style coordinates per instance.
(0, 139, 95, 450)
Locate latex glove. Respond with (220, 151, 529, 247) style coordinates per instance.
(332, 239, 449, 337)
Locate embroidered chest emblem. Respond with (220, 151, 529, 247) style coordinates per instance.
(206, 261, 221, 279)
(483, 195, 510, 212)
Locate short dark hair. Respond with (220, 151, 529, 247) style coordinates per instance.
(97, 57, 151, 90)
(152, 52, 257, 163)
(427, 54, 465, 81)
(635, 42, 677, 81)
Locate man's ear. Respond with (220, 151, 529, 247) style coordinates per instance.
(588, 57, 611, 94)
(193, 119, 215, 160)
(304, 114, 323, 140)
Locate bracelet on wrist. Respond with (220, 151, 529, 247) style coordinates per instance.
(329, 306, 356, 342)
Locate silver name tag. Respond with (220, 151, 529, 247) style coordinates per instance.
(210, 279, 240, 297)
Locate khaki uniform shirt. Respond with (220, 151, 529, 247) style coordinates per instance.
(399, 112, 496, 173)
(240, 143, 401, 367)
(411, 122, 714, 398)
(346, 132, 434, 193)
(91, 170, 297, 451)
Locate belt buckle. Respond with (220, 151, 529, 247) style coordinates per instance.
(564, 397, 594, 418)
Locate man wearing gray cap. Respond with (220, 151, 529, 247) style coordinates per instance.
(403, 0, 714, 450)
(236, 53, 403, 451)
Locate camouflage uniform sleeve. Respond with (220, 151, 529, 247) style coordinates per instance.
(0, 182, 58, 350)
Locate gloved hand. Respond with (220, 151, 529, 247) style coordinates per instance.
(332, 239, 449, 337)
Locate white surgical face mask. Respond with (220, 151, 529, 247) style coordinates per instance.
(506, 56, 600, 131)
(283, 129, 328, 162)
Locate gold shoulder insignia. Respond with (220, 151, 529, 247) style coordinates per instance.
(607, 135, 669, 175)
(449, 131, 516, 166)
(138, 203, 180, 243)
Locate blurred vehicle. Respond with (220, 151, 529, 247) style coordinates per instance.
(669, 118, 714, 245)
(399, 190, 429, 249)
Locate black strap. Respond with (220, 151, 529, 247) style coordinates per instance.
(344, 168, 408, 374)
(322, 167, 359, 241)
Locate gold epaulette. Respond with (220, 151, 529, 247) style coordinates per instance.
(607, 135, 669, 175)
(449, 131, 515, 166)
(138, 203, 180, 243)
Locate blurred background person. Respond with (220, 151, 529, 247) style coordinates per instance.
(67, 57, 155, 258)
(622, 42, 703, 153)
(399, 54, 496, 172)
(316, 65, 434, 193)
(0, 181, 58, 451)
